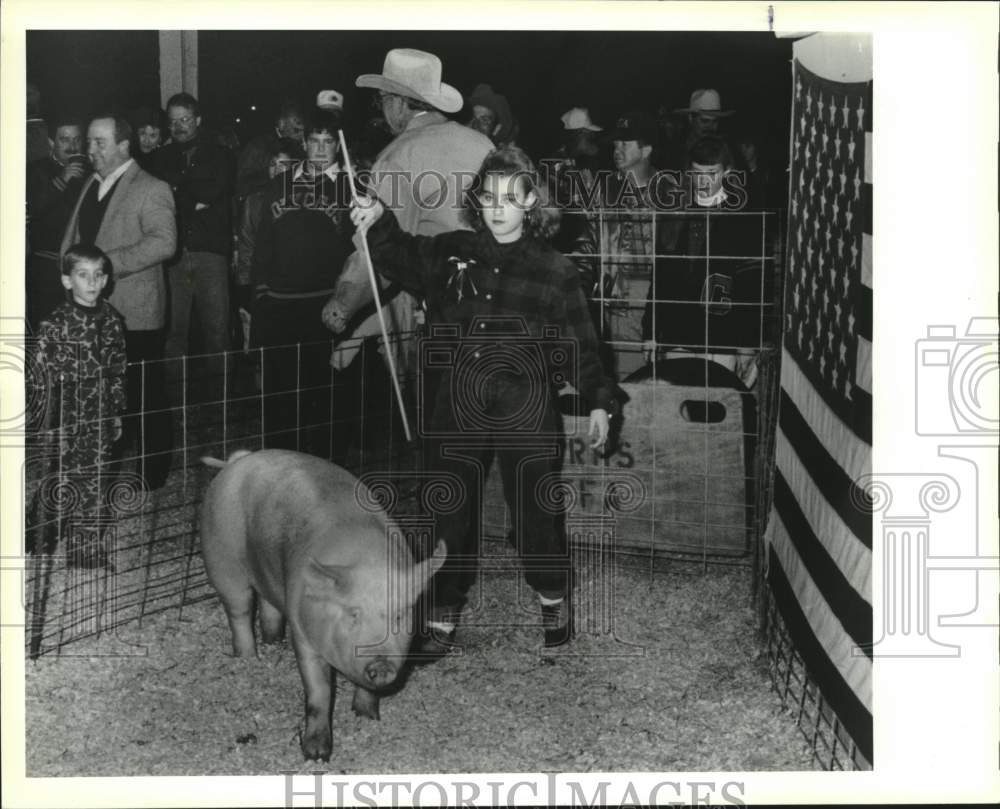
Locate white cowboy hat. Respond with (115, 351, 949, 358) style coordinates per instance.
(356, 48, 463, 114)
(674, 88, 735, 117)
(560, 107, 603, 132)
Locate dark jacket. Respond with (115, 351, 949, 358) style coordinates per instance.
(642, 205, 769, 350)
(153, 133, 233, 257)
(250, 165, 356, 296)
(26, 156, 87, 254)
(366, 208, 616, 417)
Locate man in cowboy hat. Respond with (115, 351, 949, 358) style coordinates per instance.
(321, 48, 491, 657)
(675, 88, 735, 167)
(568, 110, 684, 380)
(464, 82, 513, 145)
(322, 48, 493, 372)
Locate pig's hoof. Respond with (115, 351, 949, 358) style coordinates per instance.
(301, 733, 332, 762)
(351, 688, 381, 721)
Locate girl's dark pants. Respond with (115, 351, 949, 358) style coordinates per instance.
(422, 370, 570, 621)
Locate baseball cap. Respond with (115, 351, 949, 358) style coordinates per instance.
(612, 111, 657, 144)
(316, 90, 344, 111)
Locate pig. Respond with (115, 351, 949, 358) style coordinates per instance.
(199, 449, 445, 762)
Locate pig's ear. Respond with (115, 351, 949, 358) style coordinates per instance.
(304, 559, 355, 598)
(412, 539, 447, 594)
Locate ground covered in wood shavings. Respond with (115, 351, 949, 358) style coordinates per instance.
(24, 549, 817, 776)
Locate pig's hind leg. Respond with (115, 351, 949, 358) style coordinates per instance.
(218, 584, 257, 658)
(291, 631, 335, 762)
(258, 597, 286, 644)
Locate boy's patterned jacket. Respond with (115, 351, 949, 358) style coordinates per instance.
(31, 298, 128, 433)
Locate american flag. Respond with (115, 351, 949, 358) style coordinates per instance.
(786, 64, 873, 438)
(767, 60, 874, 768)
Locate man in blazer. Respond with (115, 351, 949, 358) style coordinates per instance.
(61, 114, 177, 491)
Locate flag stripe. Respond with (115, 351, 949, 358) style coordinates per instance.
(768, 546, 873, 764)
(773, 472, 873, 653)
(775, 434, 872, 598)
(781, 346, 870, 482)
(850, 387, 872, 446)
(778, 391, 873, 547)
(769, 514, 872, 703)
(856, 282, 872, 342)
(856, 335, 872, 393)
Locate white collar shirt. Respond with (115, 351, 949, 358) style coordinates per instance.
(97, 158, 134, 201)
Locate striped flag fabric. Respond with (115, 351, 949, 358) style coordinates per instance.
(767, 59, 874, 767)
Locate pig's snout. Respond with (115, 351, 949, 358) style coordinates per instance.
(364, 656, 398, 688)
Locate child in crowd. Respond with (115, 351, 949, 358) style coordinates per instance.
(350, 146, 612, 651)
(641, 135, 767, 386)
(28, 245, 127, 568)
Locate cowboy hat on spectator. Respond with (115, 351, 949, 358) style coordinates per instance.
(674, 88, 735, 117)
(356, 48, 463, 114)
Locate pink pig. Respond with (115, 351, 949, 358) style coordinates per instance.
(200, 449, 445, 761)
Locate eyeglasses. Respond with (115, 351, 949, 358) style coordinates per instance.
(371, 92, 396, 111)
(169, 115, 195, 127)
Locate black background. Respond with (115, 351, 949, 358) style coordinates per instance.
(28, 30, 792, 161)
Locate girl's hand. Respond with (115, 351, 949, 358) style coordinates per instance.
(589, 408, 609, 449)
(350, 195, 384, 232)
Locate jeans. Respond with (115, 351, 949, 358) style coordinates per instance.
(251, 295, 334, 457)
(165, 250, 230, 404)
(422, 382, 570, 616)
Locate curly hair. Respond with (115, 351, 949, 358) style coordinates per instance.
(462, 146, 561, 241)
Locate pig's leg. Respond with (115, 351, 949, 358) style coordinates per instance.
(218, 585, 257, 658)
(258, 597, 286, 644)
(291, 631, 334, 762)
(351, 686, 381, 721)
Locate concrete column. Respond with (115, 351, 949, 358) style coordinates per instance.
(158, 30, 198, 107)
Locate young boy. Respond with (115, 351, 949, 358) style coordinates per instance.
(641, 135, 767, 384)
(28, 244, 128, 568)
(250, 110, 357, 458)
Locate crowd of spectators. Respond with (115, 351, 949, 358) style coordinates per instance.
(24, 54, 782, 491)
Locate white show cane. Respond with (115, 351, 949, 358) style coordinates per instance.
(337, 129, 413, 444)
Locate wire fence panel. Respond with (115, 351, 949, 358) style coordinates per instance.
(23, 207, 786, 662)
(763, 588, 870, 771)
